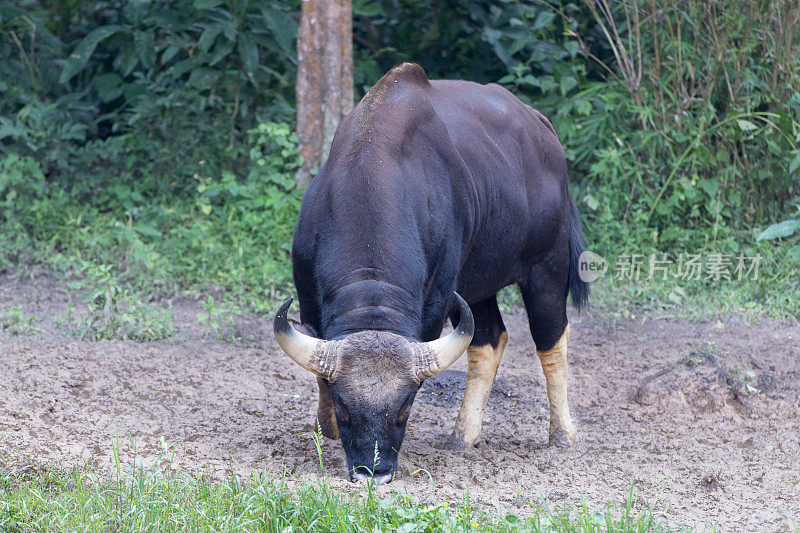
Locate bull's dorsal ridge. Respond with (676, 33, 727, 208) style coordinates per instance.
(357, 63, 430, 133)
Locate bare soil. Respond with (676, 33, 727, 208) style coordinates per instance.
(1, 275, 799, 531)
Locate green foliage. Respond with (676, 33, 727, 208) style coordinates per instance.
(501, 3, 797, 237)
(0, 447, 667, 532)
(1, 0, 799, 317)
(64, 262, 175, 342)
(197, 295, 248, 342)
(184, 121, 302, 309)
(0, 154, 49, 269)
(0, 120, 300, 314)
(560, 1, 799, 256)
(0, 153, 45, 223)
(758, 219, 800, 241)
(1, 0, 298, 199)
(0, 305, 41, 336)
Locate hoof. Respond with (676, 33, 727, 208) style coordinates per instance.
(548, 426, 575, 448)
(441, 432, 477, 450)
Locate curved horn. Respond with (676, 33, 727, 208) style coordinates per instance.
(413, 292, 474, 380)
(273, 298, 336, 379)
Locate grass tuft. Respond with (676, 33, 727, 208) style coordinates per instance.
(0, 306, 41, 337)
(0, 447, 669, 532)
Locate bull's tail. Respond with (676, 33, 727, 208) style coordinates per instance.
(567, 192, 590, 310)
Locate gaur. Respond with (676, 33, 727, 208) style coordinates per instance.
(274, 63, 589, 484)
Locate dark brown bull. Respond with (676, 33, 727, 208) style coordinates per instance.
(274, 63, 589, 483)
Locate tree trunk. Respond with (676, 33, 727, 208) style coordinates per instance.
(295, 0, 353, 188)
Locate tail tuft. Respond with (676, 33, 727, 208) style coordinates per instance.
(567, 193, 590, 310)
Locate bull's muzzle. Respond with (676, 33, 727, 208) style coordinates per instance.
(352, 470, 394, 485)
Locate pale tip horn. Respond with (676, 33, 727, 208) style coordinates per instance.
(273, 297, 334, 378)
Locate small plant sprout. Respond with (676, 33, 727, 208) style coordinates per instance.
(197, 295, 246, 342)
(63, 261, 174, 342)
(312, 420, 325, 475)
(0, 306, 41, 336)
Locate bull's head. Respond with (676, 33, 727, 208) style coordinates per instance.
(273, 293, 473, 484)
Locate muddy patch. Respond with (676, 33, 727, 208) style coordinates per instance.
(1, 275, 799, 531)
(419, 370, 524, 408)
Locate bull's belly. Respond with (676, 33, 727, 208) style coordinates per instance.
(456, 254, 526, 304)
(455, 222, 558, 305)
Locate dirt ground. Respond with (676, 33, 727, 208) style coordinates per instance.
(1, 275, 799, 531)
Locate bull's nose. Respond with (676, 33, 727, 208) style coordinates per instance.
(353, 470, 394, 485)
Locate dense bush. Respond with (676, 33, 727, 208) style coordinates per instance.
(0, 121, 301, 312)
(474, 2, 799, 242)
(0, 0, 798, 315)
(1, 0, 297, 200)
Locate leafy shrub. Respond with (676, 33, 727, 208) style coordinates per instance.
(0, 101, 89, 175)
(65, 263, 175, 342)
(0, 154, 49, 268)
(496, 1, 800, 260)
(187, 122, 302, 308)
(0, 154, 46, 222)
(1, 1, 298, 199)
(0, 121, 301, 313)
(0, 306, 42, 337)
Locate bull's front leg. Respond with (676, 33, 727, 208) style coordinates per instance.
(316, 377, 339, 439)
(537, 324, 575, 447)
(449, 331, 508, 448)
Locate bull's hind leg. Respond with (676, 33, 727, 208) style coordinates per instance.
(448, 296, 507, 448)
(536, 323, 574, 446)
(521, 271, 576, 447)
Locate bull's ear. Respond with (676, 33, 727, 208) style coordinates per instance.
(289, 319, 318, 338)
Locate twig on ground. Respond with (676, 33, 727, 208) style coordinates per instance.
(631, 360, 682, 404)
(631, 350, 752, 412)
(691, 351, 750, 410)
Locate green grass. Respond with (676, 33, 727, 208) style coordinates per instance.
(0, 306, 42, 336)
(587, 272, 800, 323)
(499, 270, 799, 325)
(0, 447, 668, 533)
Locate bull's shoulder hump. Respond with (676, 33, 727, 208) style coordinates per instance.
(360, 63, 430, 113)
(383, 62, 430, 87)
(349, 63, 432, 138)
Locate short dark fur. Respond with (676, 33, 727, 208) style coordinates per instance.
(291, 63, 589, 478)
(323, 331, 419, 478)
